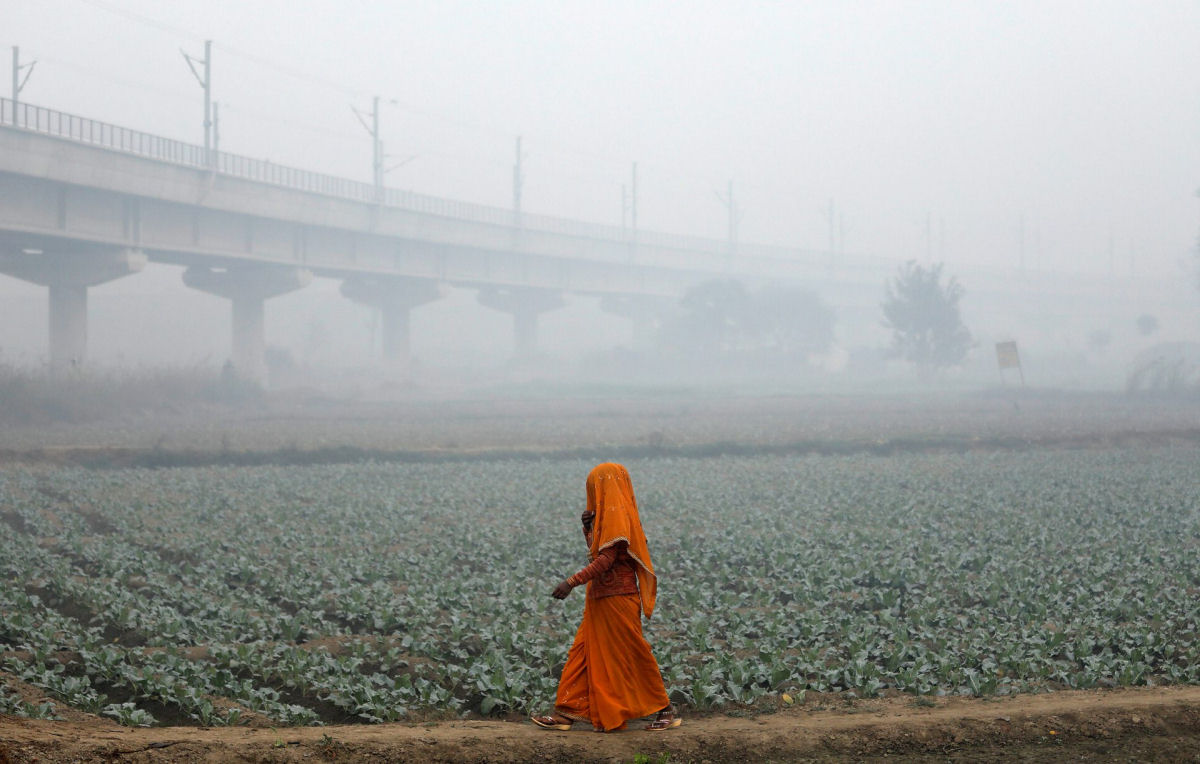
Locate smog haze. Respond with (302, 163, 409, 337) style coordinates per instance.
(3, 0, 1199, 391)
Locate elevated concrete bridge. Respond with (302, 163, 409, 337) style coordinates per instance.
(6, 98, 1172, 387)
(0, 98, 835, 379)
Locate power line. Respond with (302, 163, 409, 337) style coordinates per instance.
(65, 0, 655, 166)
(62, 1, 745, 191)
(74, 0, 201, 41)
(214, 43, 370, 100)
(3, 46, 364, 143)
(3, 47, 503, 168)
(7, 37, 373, 145)
(71, 0, 369, 99)
(58, 0, 832, 232)
(16, 49, 195, 105)
(217, 102, 360, 142)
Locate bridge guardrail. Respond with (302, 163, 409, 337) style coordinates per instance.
(1, 97, 830, 266)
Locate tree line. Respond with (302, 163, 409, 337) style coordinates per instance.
(660, 261, 971, 378)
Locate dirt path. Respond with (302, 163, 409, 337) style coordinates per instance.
(3, 686, 1200, 762)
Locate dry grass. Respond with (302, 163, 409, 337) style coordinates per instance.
(0, 363, 260, 425)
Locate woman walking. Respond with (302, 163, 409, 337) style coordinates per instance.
(532, 462, 680, 732)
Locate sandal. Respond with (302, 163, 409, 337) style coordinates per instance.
(531, 714, 573, 731)
(645, 705, 681, 731)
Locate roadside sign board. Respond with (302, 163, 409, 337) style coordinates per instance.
(995, 341, 1020, 369)
(995, 340, 1024, 386)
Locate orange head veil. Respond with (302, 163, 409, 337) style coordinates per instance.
(586, 462, 657, 618)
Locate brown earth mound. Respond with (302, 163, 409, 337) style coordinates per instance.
(3, 685, 1200, 762)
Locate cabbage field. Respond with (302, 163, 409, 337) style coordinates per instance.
(2, 446, 1199, 727)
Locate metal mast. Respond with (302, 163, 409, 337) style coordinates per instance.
(181, 40, 213, 163)
(11, 46, 36, 122)
(513, 136, 524, 227)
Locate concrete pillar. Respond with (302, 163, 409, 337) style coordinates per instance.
(380, 304, 411, 361)
(0, 248, 147, 369)
(513, 310, 538, 359)
(477, 286, 565, 360)
(599, 294, 670, 351)
(340, 276, 445, 369)
(231, 294, 266, 381)
(48, 284, 88, 367)
(183, 265, 312, 383)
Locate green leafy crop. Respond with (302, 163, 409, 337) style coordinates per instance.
(1, 447, 1198, 725)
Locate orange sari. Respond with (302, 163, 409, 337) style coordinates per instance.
(554, 463, 670, 731)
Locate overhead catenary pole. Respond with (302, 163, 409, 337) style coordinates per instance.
(1108, 227, 1115, 278)
(351, 95, 383, 199)
(621, 184, 628, 233)
(631, 161, 639, 235)
(372, 95, 382, 191)
(1019, 214, 1025, 273)
(728, 180, 736, 253)
(203, 40, 211, 155)
(828, 198, 835, 251)
(181, 40, 213, 164)
(11, 46, 36, 123)
(925, 211, 932, 261)
(716, 179, 739, 256)
(513, 135, 523, 227)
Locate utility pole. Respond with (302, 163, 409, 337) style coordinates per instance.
(352, 95, 383, 199)
(181, 40, 213, 163)
(11, 46, 36, 123)
(513, 135, 523, 227)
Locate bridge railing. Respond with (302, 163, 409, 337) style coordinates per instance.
(1, 97, 820, 263)
(2, 98, 213, 167)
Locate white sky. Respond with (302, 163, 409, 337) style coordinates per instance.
(7, 0, 1200, 276)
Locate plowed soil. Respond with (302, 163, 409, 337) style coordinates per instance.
(3, 686, 1200, 762)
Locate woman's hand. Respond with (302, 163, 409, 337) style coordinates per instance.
(581, 510, 595, 532)
(551, 580, 574, 599)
